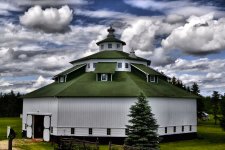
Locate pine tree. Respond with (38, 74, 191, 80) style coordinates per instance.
(191, 82, 200, 95)
(125, 93, 159, 150)
(212, 91, 220, 125)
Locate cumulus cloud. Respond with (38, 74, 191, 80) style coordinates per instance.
(162, 13, 225, 55)
(0, 1, 21, 15)
(20, 5, 73, 32)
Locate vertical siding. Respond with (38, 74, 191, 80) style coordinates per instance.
(56, 97, 197, 136)
(22, 98, 58, 131)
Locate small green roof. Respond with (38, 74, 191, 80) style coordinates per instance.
(70, 50, 151, 65)
(94, 62, 116, 74)
(53, 64, 86, 78)
(24, 72, 198, 99)
(96, 37, 126, 45)
(131, 64, 164, 76)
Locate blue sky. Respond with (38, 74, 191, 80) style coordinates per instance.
(1, 0, 225, 96)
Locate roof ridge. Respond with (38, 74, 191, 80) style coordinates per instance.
(125, 72, 145, 95)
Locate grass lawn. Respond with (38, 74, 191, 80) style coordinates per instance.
(0, 117, 22, 140)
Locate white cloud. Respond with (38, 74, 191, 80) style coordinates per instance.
(20, 5, 73, 32)
(14, 0, 88, 6)
(32, 75, 53, 88)
(162, 13, 225, 55)
(124, 0, 224, 17)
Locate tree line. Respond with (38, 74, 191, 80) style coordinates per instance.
(0, 91, 23, 117)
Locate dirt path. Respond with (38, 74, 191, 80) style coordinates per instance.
(0, 140, 19, 150)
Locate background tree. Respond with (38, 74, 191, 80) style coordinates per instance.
(190, 82, 205, 113)
(220, 94, 225, 130)
(125, 93, 159, 150)
(211, 91, 220, 125)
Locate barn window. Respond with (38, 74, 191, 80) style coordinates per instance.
(101, 74, 108, 81)
(165, 127, 167, 134)
(60, 76, 64, 83)
(108, 43, 112, 48)
(189, 125, 192, 131)
(107, 128, 111, 135)
(173, 126, 176, 133)
(182, 126, 184, 132)
(125, 129, 129, 135)
(125, 63, 129, 68)
(89, 128, 92, 135)
(149, 76, 155, 82)
(101, 44, 104, 50)
(93, 63, 96, 68)
(118, 62, 122, 68)
(71, 128, 75, 134)
(87, 63, 90, 68)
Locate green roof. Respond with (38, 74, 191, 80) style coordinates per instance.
(131, 64, 164, 76)
(96, 37, 126, 45)
(24, 72, 198, 99)
(70, 50, 150, 64)
(54, 64, 86, 78)
(94, 62, 116, 73)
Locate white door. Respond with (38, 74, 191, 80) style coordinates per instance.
(26, 115, 32, 138)
(43, 116, 51, 141)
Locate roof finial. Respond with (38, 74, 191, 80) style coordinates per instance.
(129, 48, 136, 58)
(107, 25, 115, 38)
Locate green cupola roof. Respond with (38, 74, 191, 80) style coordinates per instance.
(96, 26, 126, 46)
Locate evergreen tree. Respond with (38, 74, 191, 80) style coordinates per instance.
(220, 94, 225, 130)
(211, 91, 220, 125)
(171, 76, 177, 85)
(125, 93, 159, 150)
(191, 82, 200, 95)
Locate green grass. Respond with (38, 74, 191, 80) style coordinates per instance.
(160, 118, 225, 150)
(15, 139, 54, 150)
(0, 117, 22, 140)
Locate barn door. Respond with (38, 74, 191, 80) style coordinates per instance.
(26, 115, 32, 138)
(43, 116, 50, 141)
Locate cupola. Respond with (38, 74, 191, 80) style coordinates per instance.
(96, 26, 126, 51)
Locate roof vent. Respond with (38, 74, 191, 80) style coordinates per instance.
(129, 48, 136, 58)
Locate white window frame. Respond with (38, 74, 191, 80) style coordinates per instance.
(101, 44, 104, 50)
(101, 74, 108, 81)
(125, 63, 129, 68)
(118, 62, 122, 68)
(149, 76, 155, 82)
(59, 76, 64, 83)
(108, 43, 112, 49)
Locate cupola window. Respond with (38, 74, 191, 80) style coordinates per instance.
(118, 62, 122, 68)
(101, 44, 104, 50)
(125, 63, 129, 68)
(108, 43, 112, 49)
(87, 63, 90, 68)
(93, 63, 96, 68)
(101, 74, 108, 81)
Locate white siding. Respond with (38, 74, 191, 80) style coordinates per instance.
(99, 42, 123, 51)
(73, 59, 147, 72)
(22, 98, 58, 131)
(56, 97, 197, 136)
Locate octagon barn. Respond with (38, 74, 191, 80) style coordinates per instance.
(22, 27, 197, 142)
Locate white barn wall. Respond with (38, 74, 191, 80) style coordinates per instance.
(56, 97, 197, 136)
(22, 98, 58, 135)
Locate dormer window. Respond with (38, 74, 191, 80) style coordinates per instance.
(59, 76, 65, 83)
(117, 44, 120, 48)
(101, 44, 104, 50)
(118, 62, 122, 68)
(87, 63, 90, 68)
(93, 63, 96, 68)
(101, 74, 108, 81)
(149, 76, 155, 82)
(108, 43, 112, 49)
